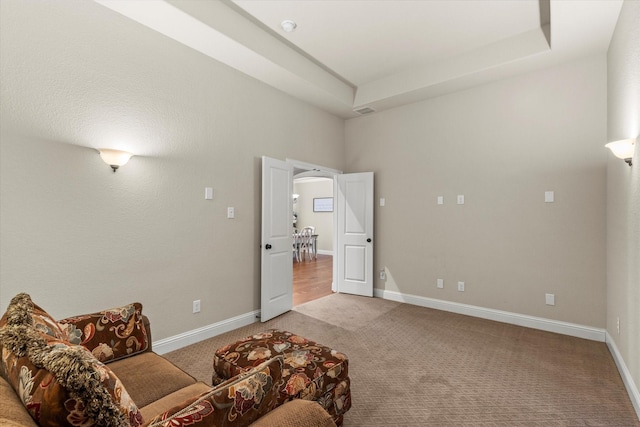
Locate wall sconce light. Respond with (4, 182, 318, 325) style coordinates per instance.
(605, 137, 636, 167)
(98, 149, 134, 172)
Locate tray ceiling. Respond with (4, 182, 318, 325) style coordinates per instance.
(95, 0, 622, 118)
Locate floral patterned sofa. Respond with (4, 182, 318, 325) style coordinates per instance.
(0, 293, 336, 427)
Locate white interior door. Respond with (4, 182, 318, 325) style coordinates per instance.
(336, 172, 374, 297)
(261, 156, 293, 322)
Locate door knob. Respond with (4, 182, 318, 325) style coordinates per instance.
(366, 238, 372, 243)
(265, 244, 272, 250)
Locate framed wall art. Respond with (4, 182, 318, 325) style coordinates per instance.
(313, 197, 333, 212)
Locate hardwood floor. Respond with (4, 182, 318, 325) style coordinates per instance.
(293, 254, 333, 306)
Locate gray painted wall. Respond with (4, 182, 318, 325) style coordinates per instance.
(0, 0, 345, 340)
(345, 54, 607, 328)
(606, 0, 640, 410)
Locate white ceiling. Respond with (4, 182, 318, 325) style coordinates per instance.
(95, 0, 623, 118)
(233, 0, 543, 86)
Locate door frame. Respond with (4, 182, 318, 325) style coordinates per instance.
(287, 158, 341, 292)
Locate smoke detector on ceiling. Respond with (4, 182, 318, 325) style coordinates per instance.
(280, 20, 297, 33)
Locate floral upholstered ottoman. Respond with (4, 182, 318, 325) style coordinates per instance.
(212, 329, 351, 426)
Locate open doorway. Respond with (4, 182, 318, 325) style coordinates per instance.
(261, 156, 373, 322)
(292, 176, 334, 305)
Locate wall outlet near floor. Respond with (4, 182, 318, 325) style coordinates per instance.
(379, 270, 386, 280)
(545, 293, 555, 306)
(457, 281, 465, 292)
(437, 278, 444, 289)
(193, 300, 201, 313)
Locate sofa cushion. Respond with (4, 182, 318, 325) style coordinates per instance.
(0, 374, 38, 427)
(0, 293, 143, 427)
(58, 302, 149, 363)
(139, 382, 212, 422)
(144, 356, 284, 427)
(109, 351, 198, 408)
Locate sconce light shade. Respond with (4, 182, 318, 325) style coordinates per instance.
(605, 138, 635, 166)
(98, 149, 134, 172)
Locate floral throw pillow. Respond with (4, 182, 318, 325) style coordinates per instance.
(58, 302, 149, 363)
(145, 356, 285, 427)
(30, 302, 65, 340)
(0, 293, 143, 427)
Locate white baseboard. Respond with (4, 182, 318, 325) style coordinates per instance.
(316, 250, 333, 256)
(152, 310, 260, 355)
(374, 289, 606, 342)
(606, 333, 640, 420)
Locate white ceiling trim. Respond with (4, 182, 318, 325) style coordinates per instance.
(94, 0, 622, 119)
(354, 26, 551, 111)
(95, 0, 356, 116)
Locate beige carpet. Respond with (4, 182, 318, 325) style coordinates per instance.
(294, 292, 401, 331)
(163, 294, 640, 426)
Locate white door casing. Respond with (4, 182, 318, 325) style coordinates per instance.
(260, 156, 293, 322)
(336, 172, 374, 297)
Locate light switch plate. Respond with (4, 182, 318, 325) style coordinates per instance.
(437, 196, 444, 205)
(205, 187, 213, 200)
(227, 207, 235, 219)
(457, 195, 465, 205)
(545, 191, 554, 203)
(380, 198, 385, 207)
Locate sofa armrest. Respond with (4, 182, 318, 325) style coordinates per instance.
(142, 314, 152, 351)
(57, 302, 151, 363)
(143, 356, 285, 427)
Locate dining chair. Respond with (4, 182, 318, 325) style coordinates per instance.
(298, 228, 312, 261)
(292, 232, 301, 262)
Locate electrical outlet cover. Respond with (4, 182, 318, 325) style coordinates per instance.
(545, 293, 555, 306)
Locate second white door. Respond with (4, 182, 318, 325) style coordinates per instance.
(336, 172, 374, 297)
